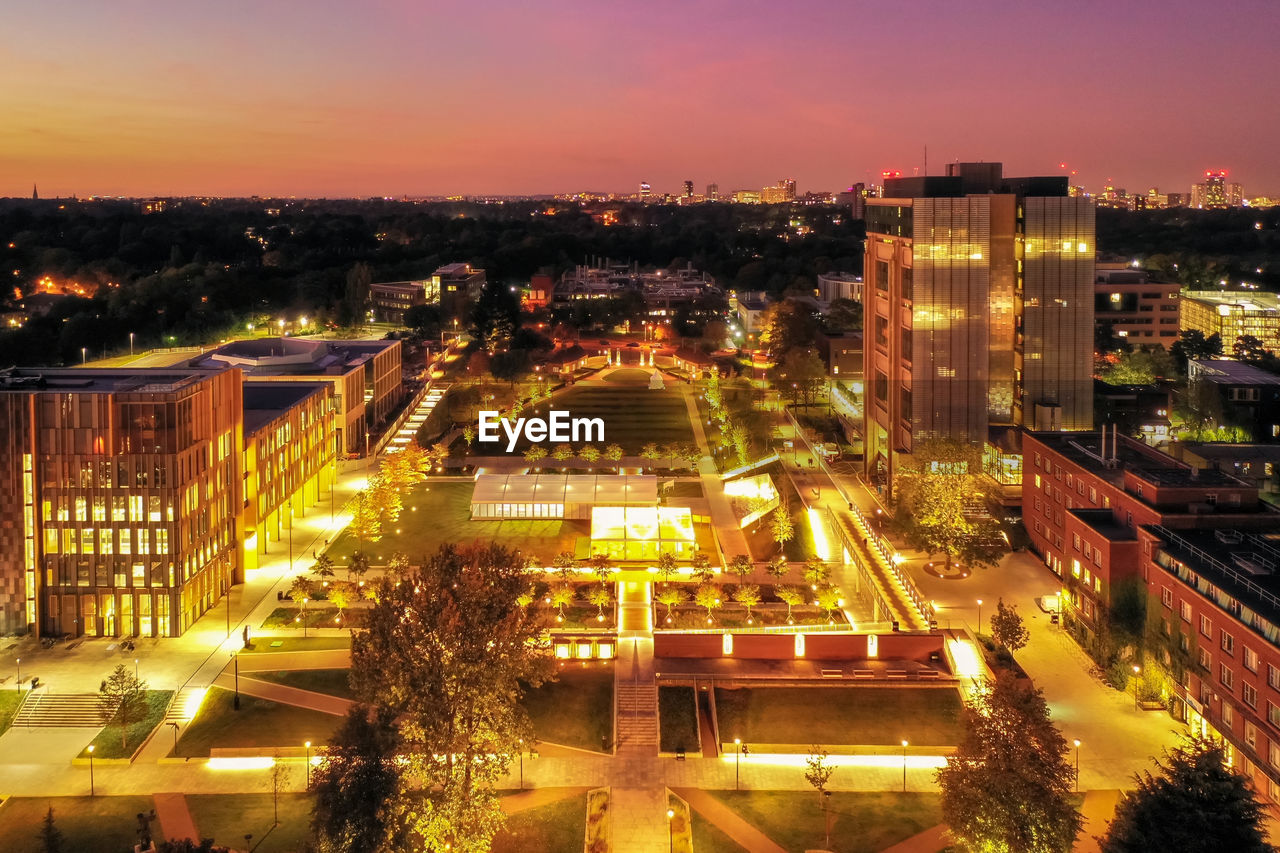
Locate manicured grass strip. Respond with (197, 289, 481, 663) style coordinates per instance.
(250, 669, 354, 700)
(659, 685, 699, 754)
(187, 793, 314, 853)
(175, 687, 341, 757)
(692, 811, 749, 853)
(713, 686, 963, 747)
(244, 637, 351, 653)
(521, 663, 614, 752)
(0, 691, 21, 735)
(81, 690, 172, 758)
(707, 791, 943, 853)
(511, 386, 695, 455)
(491, 793, 587, 853)
(0, 796, 156, 853)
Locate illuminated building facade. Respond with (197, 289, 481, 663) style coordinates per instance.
(0, 366, 337, 638)
(1191, 170, 1244, 209)
(863, 163, 1095, 488)
(1181, 291, 1280, 353)
(1095, 263, 1181, 346)
(369, 278, 439, 324)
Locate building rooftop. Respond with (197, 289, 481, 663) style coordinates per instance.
(1183, 291, 1280, 313)
(1188, 359, 1280, 386)
(1070, 508, 1135, 542)
(434, 263, 477, 276)
(1148, 526, 1280, 623)
(1027, 430, 1246, 489)
(192, 337, 395, 376)
(0, 367, 219, 394)
(471, 474, 657, 506)
(242, 382, 329, 435)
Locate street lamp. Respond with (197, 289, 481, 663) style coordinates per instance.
(976, 599, 984, 633)
(81, 347, 87, 364)
(305, 741, 312, 788)
(823, 790, 832, 848)
(518, 738, 524, 791)
(134, 658, 139, 680)
(1132, 665, 1141, 711)
(129, 332, 135, 356)
(667, 809, 675, 853)
(302, 598, 309, 639)
(15, 658, 19, 694)
(1073, 739, 1081, 792)
(88, 744, 95, 796)
(902, 740, 909, 792)
(734, 737, 742, 790)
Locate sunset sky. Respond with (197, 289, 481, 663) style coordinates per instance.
(3, 0, 1277, 198)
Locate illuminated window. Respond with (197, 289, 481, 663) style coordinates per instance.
(794, 633, 805, 658)
(722, 634, 733, 656)
(554, 643, 571, 660)
(867, 634, 878, 659)
(597, 642, 614, 659)
(75, 498, 87, 522)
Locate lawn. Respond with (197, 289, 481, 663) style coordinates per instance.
(707, 791, 943, 853)
(261, 605, 368, 630)
(244, 637, 351, 653)
(324, 480, 589, 565)
(505, 384, 695, 455)
(713, 686, 964, 747)
(187, 793, 314, 853)
(491, 793, 586, 853)
(175, 687, 341, 757)
(251, 668, 354, 700)
(743, 472, 820, 563)
(521, 663, 614, 751)
(658, 685, 699, 754)
(0, 690, 21, 735)
(0, 796, 156, 853)
(81, 689, 172, 759)
(692, 811, 748, 852)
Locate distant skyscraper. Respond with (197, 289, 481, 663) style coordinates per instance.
(639, 181, 652, 201)
(706, 183, 719, 201)
(863, 162, 1095, 489)
(761, 178, 796, 204)
(1191, 170, 1241, 208)
(781, 178, 796, 200)
(683, 180, 694, 198)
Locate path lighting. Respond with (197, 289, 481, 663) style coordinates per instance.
(977, 599, 983, 631)
(305, 741, 312, 787)
(1132, 665, 1141, 710)
(902, 740, 909, 792)
(1074, 739, 1081, 792)
(88, 745, 95, 796)
(734, 737, 742, 790)
(667, 809, 675, 853)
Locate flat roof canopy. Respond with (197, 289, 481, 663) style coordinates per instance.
(471, 473, 657, 506)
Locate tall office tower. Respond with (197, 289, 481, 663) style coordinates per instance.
(781, 178, 797, 200)
(1227, 182, 1245, 206)
(683, 180, 694, 198)
(1192, 170, 1230, 208)
(863, 162, 1094, 489)
(706, 183, 719, 201)
(639, 181, 652, 201)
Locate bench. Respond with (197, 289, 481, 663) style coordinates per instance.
(821, 669, 844, 679)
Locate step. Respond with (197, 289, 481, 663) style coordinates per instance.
(13, 693, 111, 728)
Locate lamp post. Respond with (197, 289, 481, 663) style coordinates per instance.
(305, 741, 312, 788)
(1132, 665, 1141, 711)
(288, 498, 294, 573)
(902, 740, 909, 792)
(1073, 739, 1081, 792)
(129, 332, 135, 356)
(518, 738, 524, 791)
(976, 599, 983, 633)
(169, 722, 180, 755)
(88, 745, 95, 796)
(134, 658, 139, 680)
(15, 658, 19, 694)
(666, 809, 675, 853)
(302, 598, 309, 639)
(233, 654, 241, 710)
(734, 737, 742, 790)
(823, 790, 832, 848)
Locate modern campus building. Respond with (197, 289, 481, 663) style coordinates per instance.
(0, 366, 339, 638)
(863, 162, 1095, 488)
(1023, 430, 1276, 641)
(178, 337, 403, 455)
(369, 278, 438, 324)
(1186, 359, 1280, 442)
(1181, 291, 1280, 353)
(1094, 263, 1181, 346)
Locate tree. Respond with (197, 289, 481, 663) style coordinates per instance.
(350, 490, 383, 545)
(552, 443, 573, 463)
(681, 443, 703, 472)
(462, 424, 476, 448)
(329, 583, 352, 627)
(549, 585, 574, 621)
(771, 505, 794, 551)
(937, 671, 1081, 853)
(37, 806, 64, 853)
(1170, 329, 1223, 371)
(587, 553, 612, 585)
(777, 347, 828, 406)
(344, 262, 371, 328)
(312, 553, 336, 582)
(1099, 347, 1177, 385)
(656, 552, 679, 584)
(656, 586, 686, 624)
(524, 445, 547, 469)
(823, 298, 863, 333)
(1100, 736, 1273, 853)
(579, 444, 601, 468)
(816, 585, 843, 622)
(1234, 334, 1275, 365)
(802, 558, 830, 589)
(98, 663, 149, 751)
(990, 597, 1030, 653)
(350, 544, 552, 851)
(640, 442, 661, 470)
(387, 552, 411, 583)
(892, 439, 1003, 571)
(732, 584, 762, 623)
(694, 584, 722, 623)
(727, 554, 754, 582)
(766, 556, 790, 580)
(551, 551, 577, 582)
(588, 585, 612, 623)
(604, 443, 624, 470)
(805, 746, 834, 800)
(690, 552, 715, 583)
(404, 303, 443, 340)
(311, 706, 406, 853)
(269, 753, 291, 826)
(348, 550, 371, 585)
(778, 586, 803, 623)
(289, 575, 311, 605)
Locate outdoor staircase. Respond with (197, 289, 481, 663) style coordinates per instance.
(615, 682, 659, 752)
(165, 687, 205, 724)
(13, 691, 110, 728)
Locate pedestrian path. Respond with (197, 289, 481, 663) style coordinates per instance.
(153, 792, 198, 843)
(676, 787, 788, 853)
(1074, 789, 1120, 853)
(679, 386, 751, 561)
(880, 823, 948, 853)
(210, 672, 352, 716)
(500, 786, 589, 815)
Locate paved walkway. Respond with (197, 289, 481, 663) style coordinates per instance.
(210, 672, 352, 716)
(679, 385, 750, 562)
(153, 792, 198, 843)
(1075, 789, 1120, 853)
(880, 823, 948, 853)
(677, 787, 787, 853)
(499, 786, 589, 815)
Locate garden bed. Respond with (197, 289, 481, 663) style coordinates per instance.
(80, 689, 172, 759)
(706, 791, 943, 853)
(492, 793, 587, 853)
(174, 687, 341, 757)
(521, 663, 614, 751)
(659, 685, 700, 754)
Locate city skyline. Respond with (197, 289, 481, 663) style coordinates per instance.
(3, 0, 1279, 198)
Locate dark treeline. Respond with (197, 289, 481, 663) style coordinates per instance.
(1096, 205, 1280, 289)
(0, 198, 863, 365)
